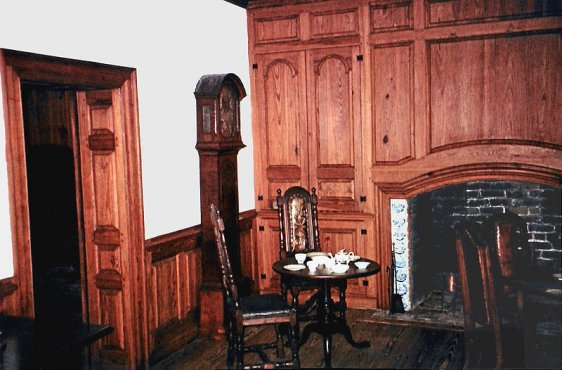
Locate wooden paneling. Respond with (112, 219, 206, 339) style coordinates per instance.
(370, 1, 413, 33)
(145, 226, 202, 365)
(428, 0, 561, 26)
(429, 32, 562, 151)
(255, 215, 282, 292)
(254, 15, 300, 44)
(318, 217, 375, 303)
(254, 51, 308, 206)
(371, 42, 414, 163)
(239, 210, 259, 285)
(145, 210, 257, 364)
(247, 0, 562, 311)
(309, 46, 363, 210)
(77, 89, 131, 365)
(310, 8, 360, 39)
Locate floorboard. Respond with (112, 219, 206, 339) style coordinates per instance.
(154, 309, 465, 369)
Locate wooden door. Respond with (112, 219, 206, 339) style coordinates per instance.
(308, 46, 363, 212)
(76, 89, 136, 366)
(253, 51, 308, 209)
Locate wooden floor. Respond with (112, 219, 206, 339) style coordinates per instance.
(154, 309, 466, 369)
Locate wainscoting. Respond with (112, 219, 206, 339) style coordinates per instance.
(144, 210, 257, 366)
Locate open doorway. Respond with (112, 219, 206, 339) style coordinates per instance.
(1, 49, 146, 367)
(21, 84, 84, 326)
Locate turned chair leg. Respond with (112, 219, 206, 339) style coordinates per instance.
(281, 280, 288, 303)
(275, 324, 286, 358)
(290, 287, 301, 339)
(289, 322, 300, 368)
(226, 318, 235, 368)
(236, 328, 245, 369)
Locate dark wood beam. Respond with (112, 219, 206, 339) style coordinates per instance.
(224, 0, 248, 8)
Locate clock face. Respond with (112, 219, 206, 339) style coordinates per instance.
(219, 86, 238, 137)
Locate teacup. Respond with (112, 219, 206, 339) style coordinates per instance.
(295, 253, 307, 264)
(354, 261, 370, 269)
(312, 255, 331, 266)
(331, 264, 349, 273)
(306, 260, 318, 271)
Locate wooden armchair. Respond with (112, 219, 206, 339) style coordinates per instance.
(210, 204, 300, 369)
(455, 221, 524, 369)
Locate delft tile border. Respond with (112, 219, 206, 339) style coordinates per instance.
(390, 199, 411, 311)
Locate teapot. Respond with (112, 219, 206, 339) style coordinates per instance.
(334, 249, 354, 264)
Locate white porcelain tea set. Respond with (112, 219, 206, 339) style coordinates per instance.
(292, 249, 369, 273)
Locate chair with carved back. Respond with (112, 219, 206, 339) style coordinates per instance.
(276, 187, 321, 308)
(210, 204, 300, 369)
(276, 187, 347, 328)
(455, 221, 524, 369)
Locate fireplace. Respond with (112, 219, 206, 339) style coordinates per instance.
(391, 181, 562, 311)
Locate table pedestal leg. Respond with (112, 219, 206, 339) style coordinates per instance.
(299, 280, 370, 368)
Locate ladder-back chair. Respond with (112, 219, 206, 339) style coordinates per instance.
(210, 204, 300, 369)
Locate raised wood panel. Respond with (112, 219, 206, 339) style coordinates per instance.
(240, 210, 258, 285)
(100, 290, 126, 349)
(310, 8, 360, 39)
(370, 1, 413, 33)
(309, 46, 362, 210)
(372, 42, 414, 163)
(154, 258, 179, 326)
(145, 226, 202, 365)
(255, 52, 308, 205)
(430, 32, 562, 151)
(77, 89, 130, 363)
(318, 218, 374, 300)
(428, 0, 561, 26)
(255, 216, 281, 292)
(254, 15, 300, 43)
(314, 52, 353, 167)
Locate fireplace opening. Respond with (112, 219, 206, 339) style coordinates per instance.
(392, 181, 561, 315)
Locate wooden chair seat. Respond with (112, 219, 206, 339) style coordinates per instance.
(239, 294, 295, 321)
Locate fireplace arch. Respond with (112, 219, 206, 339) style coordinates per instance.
(372, 159, 562, 310)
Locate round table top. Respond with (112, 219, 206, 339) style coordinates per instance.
(273, 257, 381, 280)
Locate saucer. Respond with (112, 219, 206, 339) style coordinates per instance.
(307, 252, 329, 258)
(284, 264, 306, 271)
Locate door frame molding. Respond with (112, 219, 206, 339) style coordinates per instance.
(0, 48, 147, 367)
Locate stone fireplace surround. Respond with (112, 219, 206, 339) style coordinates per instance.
(391, 181, 561, 311)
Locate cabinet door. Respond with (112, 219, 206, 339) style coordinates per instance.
(255, 216, 282, 292)
(308, 46, 363, 212)
(318, 218, 374, 298)
(253, 52, 309, 210)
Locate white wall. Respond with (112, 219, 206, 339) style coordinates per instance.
(0, 0, 254, 279)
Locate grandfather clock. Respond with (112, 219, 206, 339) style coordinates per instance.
(195, 73, 249, 339)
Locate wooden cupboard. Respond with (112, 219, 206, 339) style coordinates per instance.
(246, 0, 562, 309)
(252, 45, 366, 212)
